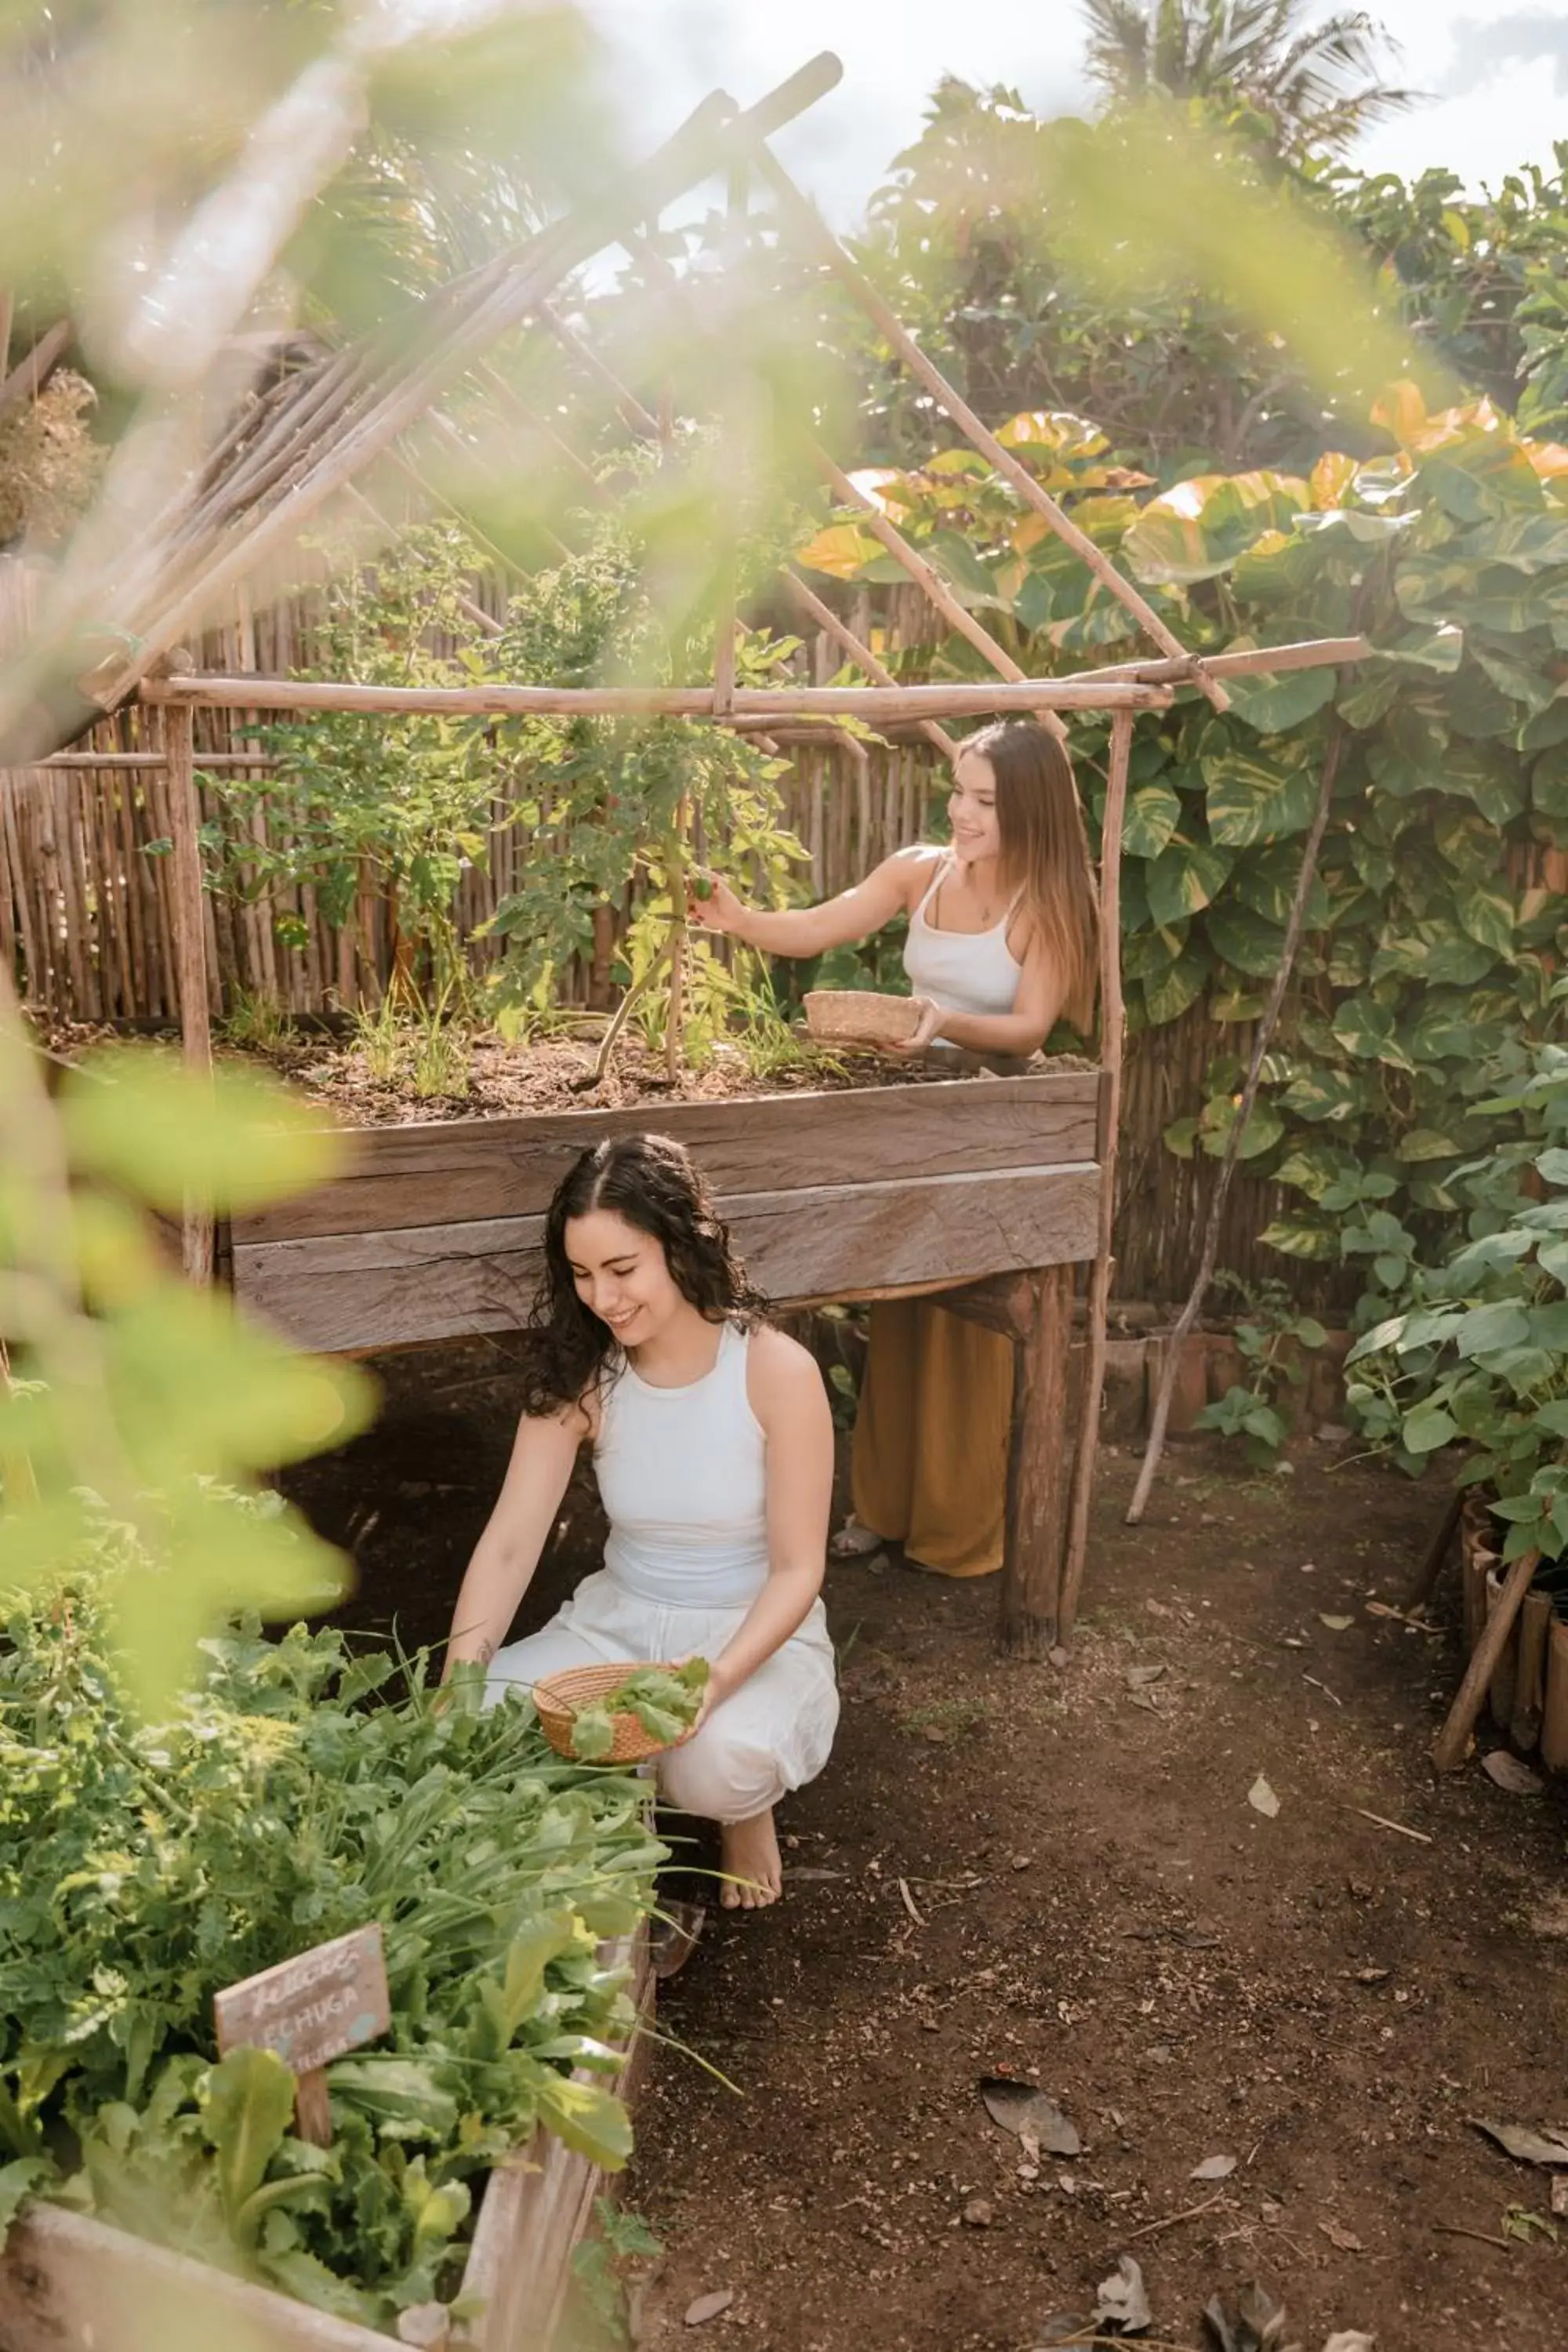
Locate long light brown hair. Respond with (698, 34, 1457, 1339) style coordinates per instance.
(958, 720, 1100, 1036)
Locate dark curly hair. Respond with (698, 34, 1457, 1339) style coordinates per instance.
(521, 1132, 769, 1417)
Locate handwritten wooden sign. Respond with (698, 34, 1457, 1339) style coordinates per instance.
(215, 1923, 390, 2145)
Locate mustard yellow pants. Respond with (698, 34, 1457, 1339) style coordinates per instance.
(849, 1299, 1014, 1578)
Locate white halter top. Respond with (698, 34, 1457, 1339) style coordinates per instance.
(594, 1321, 768, 1610)
(902, 853, 1023, 1016)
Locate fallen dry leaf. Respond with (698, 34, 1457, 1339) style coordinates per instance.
(979, 2076, 1080, 2156)
(1472, 2116, 1568, 2166)
(1094, 2254, 1152, 2334)
(1191, 2153, 1239, 2181)
(1552, 2176, 1568, 2220)
(1125, 1663, 1167, 1687)
(1319, 1613, 1355, 1631)
(1481, 1750, 1544, 1796)
(1318, 2216, 1365, 2252)
(684, 2288, 735, 2327)
(1248, 1774, 1281, 1819)
(1321, 2335, 1375, 2352)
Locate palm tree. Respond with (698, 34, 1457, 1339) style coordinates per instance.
(1080, 1, 1416, 156)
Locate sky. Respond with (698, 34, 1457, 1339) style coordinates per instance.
(580, 2, 1568, 227)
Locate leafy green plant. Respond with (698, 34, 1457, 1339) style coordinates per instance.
(568, 2198, 664, 2348)
(568, 1660, 710, 1761)
(1195, 1272, 1328, 1462)
(1346, 1037, 1568, 1552)
(0, 1576, 663, 2329)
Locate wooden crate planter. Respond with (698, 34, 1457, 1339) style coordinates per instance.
(227, 1070, 1104, 1353)
(0, 1938, 653, 2352)
(228, 1069, 1105, 1654)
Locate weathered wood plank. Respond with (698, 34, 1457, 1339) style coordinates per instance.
(235, 1163, 1103, 1354)
(234, 1071, 1102, 1244)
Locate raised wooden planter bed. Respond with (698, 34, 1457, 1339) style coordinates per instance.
(1457, 1496, 1568, 1771)
(0, 1936, 653, 2352)
(229, 1069, 1106, 1654)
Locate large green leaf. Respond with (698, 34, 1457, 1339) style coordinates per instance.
(1121, 780, 1182, 860)
(1221, 663, 1338, 735)
(927, 528, 1010, 611)
(203, 2047, 296, 2231)
(1206, 902, 1287, 977)
(1203, 749, 1320, 846)
(1123, 471, 1310, 586)
(1370, 924, 1500, 986)
(1259, 1215, 1337, 1260)
(532, 2074, 633, 2171)
(1331, 996, 1412, 1068)
(1453, 881, 1516, 958)
(1281, 1066, 1367, 1123)
(1461, 512, 1568, 572)
(1530, 742, 1568, 818)
(1232, 844, 1330, 929)
(1142, 949, 1210, 1025)
(1146, 838, 1232, 926)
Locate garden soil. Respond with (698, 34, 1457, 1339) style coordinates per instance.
(283, 1340, 1568, 2352)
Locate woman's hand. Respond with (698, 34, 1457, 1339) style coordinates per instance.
(685, 870, 749, 936)
(891, 996, 946, 1055)
(672, 1652, 731, 1743)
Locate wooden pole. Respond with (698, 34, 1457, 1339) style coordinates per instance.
(142, 674, 1174, 718)
(1127, 718, 1347, 1526)
(748, 142, 1228, 711)
(0, 318, 71, 427)
(1405, 1484, 1465, 1612)
(1057, 708, 1133, 1646)
(1432, 1548, 1540, 1773)
(1072, 635, 1370, 690)
(783, 571, 958, 760)
(999, 1265, 1076, 1660)
(162, 698, 214, 1283)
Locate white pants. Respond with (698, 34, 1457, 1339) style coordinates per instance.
(485, 1569, 838, 1826)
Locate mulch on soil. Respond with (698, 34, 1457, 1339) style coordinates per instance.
(280, 1347, 1568, 2352)
(38, 1015, 1088, 1123)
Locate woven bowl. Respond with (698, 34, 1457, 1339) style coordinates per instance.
(804, 989, 918, 1047)
(532, 1660, 685, 1765)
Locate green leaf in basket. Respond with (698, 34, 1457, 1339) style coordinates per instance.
(570, 1706, 616, 1761)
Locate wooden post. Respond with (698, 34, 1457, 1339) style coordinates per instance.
(1058, 708, 1133, 1646)
(162, 696, 214, 1283)
(1432, 1548, 1540, 1773)
(747, 143, 1229, 712)
(998, 1265, 1076, 1661)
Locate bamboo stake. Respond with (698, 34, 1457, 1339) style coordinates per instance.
(143, 675, 1174, 719)
(1071, 635, 1370, 689)
(811, 448, 1069, 745)
(473, 361, 618, 503)
(1432, 1548, 1541, 1773)
(162, 699, 214, 1283)
(1127, 719, 1347, 1525)
(783, 571, 957, 759)
(536, 302, 661, 438)
(1406, 1484, 1465, 1612)
(1058, 709, 1133, 1645)
(341, 481, 503, 637)
(750, 143, 1227, 711)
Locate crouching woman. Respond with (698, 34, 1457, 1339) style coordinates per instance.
(443, 1133, 838, 1908)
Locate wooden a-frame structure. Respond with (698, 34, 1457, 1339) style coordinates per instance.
(10, 50, 1369, 1653)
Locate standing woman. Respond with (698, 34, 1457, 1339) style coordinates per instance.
(445, 1134, 837, 1908)
(689, 720, 1098, 1578)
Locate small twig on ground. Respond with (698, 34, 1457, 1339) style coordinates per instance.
(1303, 1673, 1344, 1708)
(1349, 1806, 1433, 1846)
(896, 1877, 926, 1927)
(1434, 2221, 1511, 2251)
(1123, 2189, 1228, 2241)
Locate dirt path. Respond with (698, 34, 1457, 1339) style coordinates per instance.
(629, 1443, 1568, 2352)
(282, 1359, 1568, 2350)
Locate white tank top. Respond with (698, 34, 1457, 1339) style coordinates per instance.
(902, 853, 1023, 1016)
(594, 1321, 768, 1609)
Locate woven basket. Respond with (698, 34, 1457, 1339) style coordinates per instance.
(532, 1660, 684, 1765)
(804, 989, 918, 1047)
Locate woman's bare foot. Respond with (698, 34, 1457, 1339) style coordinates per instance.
(829, 1516, 884, 1561)
(720, 1809, 782, 1908)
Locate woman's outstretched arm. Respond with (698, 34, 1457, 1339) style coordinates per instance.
(442, 1403, 587, 1678)
(700, 1328, 834, 1708)
(687, 847, 931, 960)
